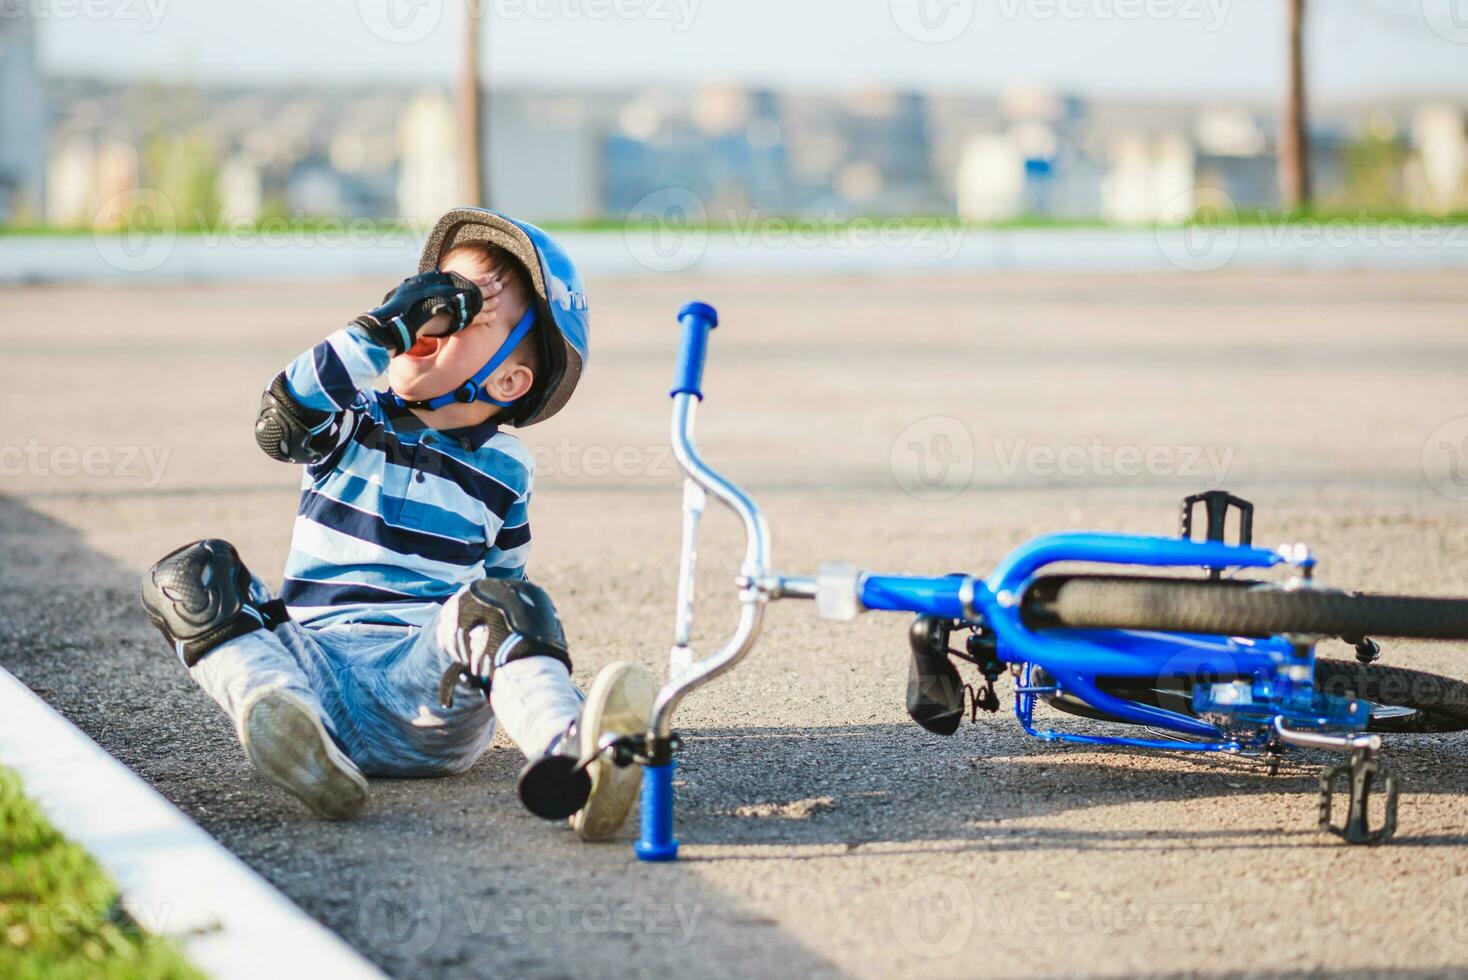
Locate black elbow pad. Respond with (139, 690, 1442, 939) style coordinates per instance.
(254, 373, 341, 463)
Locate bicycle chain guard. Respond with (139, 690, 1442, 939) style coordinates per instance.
(1318, 748, 1398, 845)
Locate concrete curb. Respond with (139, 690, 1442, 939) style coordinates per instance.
(0, 667, 384, 980)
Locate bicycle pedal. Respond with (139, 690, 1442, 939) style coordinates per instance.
(1318, 752, 1398, 845)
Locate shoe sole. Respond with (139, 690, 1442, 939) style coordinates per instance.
(573, 661, 657, 841)
(240, 688, 369, 821)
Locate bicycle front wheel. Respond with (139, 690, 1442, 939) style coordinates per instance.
(1022, 575, 1468, 734)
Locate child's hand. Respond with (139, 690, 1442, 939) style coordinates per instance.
(467, 263, 533, 335)
(354, 271, 483, 354)
(422, 274, 504, 337)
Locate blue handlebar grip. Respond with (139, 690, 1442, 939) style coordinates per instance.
(634, 761, 679, 862)
(670, 302, 719, 400)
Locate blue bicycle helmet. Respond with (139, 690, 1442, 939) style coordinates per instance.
(417, 208, 589, 426)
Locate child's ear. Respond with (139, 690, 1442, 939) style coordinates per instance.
(487, 364, 534, 405)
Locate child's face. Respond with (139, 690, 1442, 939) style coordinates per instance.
(387, 248, 535, 408)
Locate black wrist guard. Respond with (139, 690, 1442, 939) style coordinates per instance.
(352, 270, 483, 354)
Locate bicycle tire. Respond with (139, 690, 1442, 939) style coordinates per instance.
(1033, 576, 1468, 641)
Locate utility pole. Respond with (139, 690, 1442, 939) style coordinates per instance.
(457, 0, 485, 206)
(1280, 0, 1311, 209)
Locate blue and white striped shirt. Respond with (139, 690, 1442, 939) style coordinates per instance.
(275, 325, 534, 628)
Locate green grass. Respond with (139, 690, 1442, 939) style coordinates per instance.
(0, 767, 203, 980)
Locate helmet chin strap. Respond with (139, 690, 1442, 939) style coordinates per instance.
(387, 306, 537, 412)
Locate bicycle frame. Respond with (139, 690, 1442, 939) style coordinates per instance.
(633, 302, 1341, 861)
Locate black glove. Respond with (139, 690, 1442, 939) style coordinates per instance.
(351, 271, 483, 354)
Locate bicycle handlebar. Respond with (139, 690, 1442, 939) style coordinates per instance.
(670, 301, 719, 400)
(650, 302, 772, 742)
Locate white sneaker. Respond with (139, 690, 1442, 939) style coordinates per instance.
(239, 687, 369, 821)
(572, 661, 657, 841)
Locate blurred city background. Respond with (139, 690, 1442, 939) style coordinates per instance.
(1, 0, 1464, 235)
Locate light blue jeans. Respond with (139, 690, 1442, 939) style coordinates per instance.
(190, 576, 583, 777)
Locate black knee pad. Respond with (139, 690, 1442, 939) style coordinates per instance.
(459, 578, 572, 674)
(438, 578, 574, 707)
(140, 539, 279, 667)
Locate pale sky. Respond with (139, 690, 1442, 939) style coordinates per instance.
(32, 0, 1468, 100)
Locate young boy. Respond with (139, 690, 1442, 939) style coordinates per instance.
(141, 209, 655, 840)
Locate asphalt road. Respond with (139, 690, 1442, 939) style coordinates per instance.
(4, 271, 1468, 978)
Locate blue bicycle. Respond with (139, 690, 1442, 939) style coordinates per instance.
(606, 302, 1468, 859)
